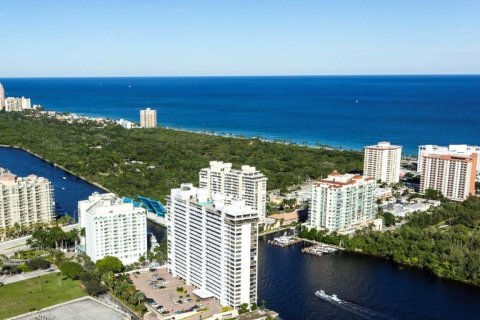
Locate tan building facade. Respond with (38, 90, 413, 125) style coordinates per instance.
(419, 153, 478, 201)
(140, 108, 157, 128)
(0, 171, 55, 228)
(364, 141, 402, 184)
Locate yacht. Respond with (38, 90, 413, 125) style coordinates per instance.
(315, 290, 342, 304)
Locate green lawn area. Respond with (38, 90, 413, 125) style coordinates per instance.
(0, 273, 86, 319)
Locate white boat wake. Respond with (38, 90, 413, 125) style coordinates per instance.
(315, 290, 395, 320)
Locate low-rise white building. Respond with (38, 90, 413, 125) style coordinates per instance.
(308, 171, 376, 232)
(167, 183, 258, 308)
(79, 193, 147, 265)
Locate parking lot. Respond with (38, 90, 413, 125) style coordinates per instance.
(130, 268, 222, 320)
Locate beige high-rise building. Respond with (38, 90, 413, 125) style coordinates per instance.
(0, 83, 5, 110)
(364, 142, 402, 184)
(4, 97, 31, 112)
(140, 108, 157, 128)
(420, 153, 478, 201)
(418, 144, 480, 173)
(0, 170, 55, 228)
(199, 161, 267, 224)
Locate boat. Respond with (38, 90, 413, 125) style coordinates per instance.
(315, 290, 342, 304)
(62, 176, 66, 179)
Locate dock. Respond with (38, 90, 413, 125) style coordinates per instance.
(302, 244, 339, 256)
(267, 233, 300, 247)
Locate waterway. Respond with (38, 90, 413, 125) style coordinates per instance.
(2, 147, 480, 319)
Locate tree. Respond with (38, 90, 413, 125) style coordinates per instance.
(383, 212, 396, 227)
(25, 257, 50, 270)
(96, 256, 124, 274)
(59, 261, 84, 280)
(85, 280, 106, 296)
(424, 188, 444, 201)
(238, 303, 249, 315)
(100, 271, 116, 290)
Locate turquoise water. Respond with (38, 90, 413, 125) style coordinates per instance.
(1, 76, 479, 154)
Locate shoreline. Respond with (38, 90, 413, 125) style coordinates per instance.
(9, 108, 422, 157)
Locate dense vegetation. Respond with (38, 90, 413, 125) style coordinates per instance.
(300, 197, 480, 286)
(0, 111, 363, 201)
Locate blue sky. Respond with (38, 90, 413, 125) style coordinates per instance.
(0, 0, 479, 77)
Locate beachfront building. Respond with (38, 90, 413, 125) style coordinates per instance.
(140, 108, 157, 128)
(419, 153, 478, 201)
(199, 161, 267, 224)
(4, 97, 32, 112)
(166, 183, 259, 308)
(0, 83, 5, 110)
(308, 171, 376, 232)
(0, 170, 55, 229)
(418, 145, 480, 173)
(364, 141, 402, 184)
(79, 192, 147, 265)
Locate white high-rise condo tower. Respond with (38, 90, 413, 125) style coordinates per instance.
(79, 193, 147, 265)
(0, 170, 55, 229)
(199, 161, 267, 224)
(167, 183, 258, 307)
(308, 171, 376, 232)
(364, 141, 402, 184)
(140, 108, 157, 128)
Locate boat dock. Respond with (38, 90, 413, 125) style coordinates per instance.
(302, 244, 339, 256)
(268, 233, 300, 247)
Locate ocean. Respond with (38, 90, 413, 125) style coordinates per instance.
(1, 75, 480, 154)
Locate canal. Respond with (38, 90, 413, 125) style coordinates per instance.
(1, 147, 480, 320)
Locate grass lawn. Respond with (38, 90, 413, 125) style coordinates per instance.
(0, 273, 87, 319)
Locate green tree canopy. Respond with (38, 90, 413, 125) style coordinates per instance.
(95, 256, 124, 274)
(59, 261, 85, 280)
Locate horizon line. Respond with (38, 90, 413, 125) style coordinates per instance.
(1, 73, 480, 79)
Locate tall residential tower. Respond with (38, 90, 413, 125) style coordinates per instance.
(418, 144, 480, 173)
(79, 193, 147, 265)
(308, 171, 376, 232)
(364, 141, 402, 184)
(0, 170, 55, 229)
(140, 108, 157, 128)
(167, 184, 258, 307)
(419, 153, 478, 201)
(0, 83, 5, 110)
(199, 161, 267, 224)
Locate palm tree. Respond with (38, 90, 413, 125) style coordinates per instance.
(133, 291, 146, 307)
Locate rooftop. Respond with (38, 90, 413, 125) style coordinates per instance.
(365, 141, 402, 150)
(316, 171, 373, 187)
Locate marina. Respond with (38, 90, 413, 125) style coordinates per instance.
(302, 244, 339, 256)
(267, 233, 300, 247)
